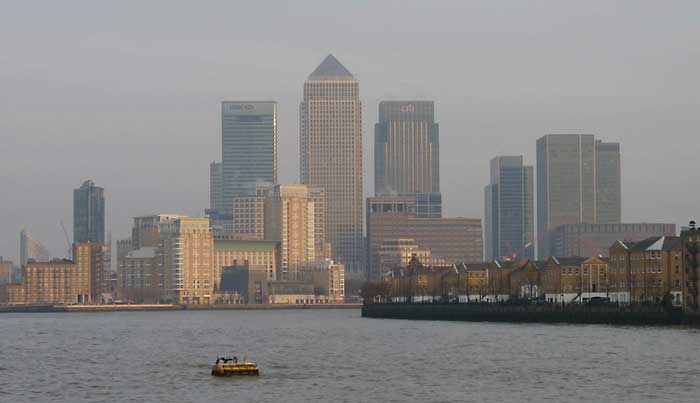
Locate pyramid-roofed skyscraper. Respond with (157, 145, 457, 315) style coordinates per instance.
(307, 54, 355, 80)
(300, 54, 364, 282)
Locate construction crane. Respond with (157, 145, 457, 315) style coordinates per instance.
(60, 220, 71, 259)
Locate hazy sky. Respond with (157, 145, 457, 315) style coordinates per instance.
(1, 1, 699, 263)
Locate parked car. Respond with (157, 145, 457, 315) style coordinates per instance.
(586, 296, 611, 305)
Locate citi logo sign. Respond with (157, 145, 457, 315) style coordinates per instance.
(400, 104, 415, 113)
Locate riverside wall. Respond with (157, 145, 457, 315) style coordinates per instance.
(0, 303, 361, 313)
(362, 303, 700, 326)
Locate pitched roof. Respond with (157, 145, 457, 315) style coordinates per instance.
(512, 260, 546, 273)
(629, 236, 681, 252)
(551, 256, 588, 266)
(462, 262, 489, 271)
(493, 260, 519, 270)
(584, 256, 609, 265)
(308, 54, 355, 80)
(662, 236, 681, 251)
(629, 237, 662, 251)
(611, 240, 636, 250)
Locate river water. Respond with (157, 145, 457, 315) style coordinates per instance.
(1, 309, 699, 402)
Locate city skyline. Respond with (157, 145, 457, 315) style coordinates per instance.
(3, 4, 700, 402)
(2, 2, 699, 263)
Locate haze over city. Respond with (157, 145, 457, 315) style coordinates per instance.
(1, 0, 699, 262)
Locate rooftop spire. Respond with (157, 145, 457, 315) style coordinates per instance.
(308, 54, 354, 80)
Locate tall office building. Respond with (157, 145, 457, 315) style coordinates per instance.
(19, 229, 49, 266)
(221, 101, 277, 212)
(209, 162, 224, 213)
(536, 134, 621, 258)
(375, 101, 439, 196)
(74, 180, 105, 244)
(595, 140, 621, 224)
(484, 156, 534, 261)
(300, 54, 364, 279)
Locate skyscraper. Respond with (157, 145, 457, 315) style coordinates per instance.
(209, 161, 223, 214)
(73, 180, 105, 244)
(595, 140, 622, 224)
(484, 156, 534, 261)
(536, 134, 621, 258)
(19, 229, 50, 266)
(221, 101, 277, 211)
(300, 54, 364, 279)
(375, 101, 439, 196)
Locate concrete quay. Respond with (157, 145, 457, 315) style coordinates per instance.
(0, 303, 361, 313)
(362, 303, 700, 326)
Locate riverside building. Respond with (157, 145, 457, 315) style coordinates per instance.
(301, 258, 345, 303)
(682, 226, 700, 311)
(159, 217, 213, 304)
(213, 239, 280, 288)
(1, 242, 102, 305)
(117, 247, 160, 303)
(609, 236, 683, 305)
(264, 184, 325, 280)
(300, 54, 364, 280)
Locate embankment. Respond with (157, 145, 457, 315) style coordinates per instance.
(362, 303, 699, 326)
(0, 303, 361, 313)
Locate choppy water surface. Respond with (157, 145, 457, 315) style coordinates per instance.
(1, 309, 699, 402)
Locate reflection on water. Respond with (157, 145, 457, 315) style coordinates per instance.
(1, 310, 699, 402)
